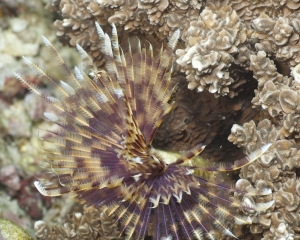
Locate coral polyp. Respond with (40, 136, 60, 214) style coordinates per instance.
(15, 23, 273, 239)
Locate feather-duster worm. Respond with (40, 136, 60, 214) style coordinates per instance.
(15, 23, 273, 239)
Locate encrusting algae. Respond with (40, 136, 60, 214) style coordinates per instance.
(14, 23, 273, 239)
(0, 218, 33, 240)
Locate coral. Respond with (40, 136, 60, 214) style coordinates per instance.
(0, 193, 31, 233)
(0, 2, 83, 238)
(44, 0, 300, 98)
(17, 176, 45, 220)
(227, 49, 300, 239)
(250, 51, 300, 138)
(46, 0, 204, 68)
(0, 165, 21, 196)
(47, 0, 108, 67)
(105, 0, 204, 38)
(176, 4, 252, 97)
(154, 75, 258, 162)
(210, 0, 300, 27)
(252, 13, 300, 67)
(48, 0, 254, 98)
(16, 23, 273, 239)
(1, 99, 32, 137)
(0, 165, 48, 220)
(229, 119, 300, 239)
(35, 206, 122, 240)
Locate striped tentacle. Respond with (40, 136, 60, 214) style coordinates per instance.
(19, 32, 133, 199)
(16, 21, 275, 240)
(41, 36, 82, 90)
(189, 143, 272, 172)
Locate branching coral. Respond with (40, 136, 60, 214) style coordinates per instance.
(229, 119, 300, 239)
(250, 51, 300, 138)
(212, 0, 300, 27)
(47, 0, 108, 67)
(46, 0, 300, 98)
(106, 0, 204, 38)
(47, 0, 257, 98)
(252, 13, 300, 67)
(176, 4, 252, 97)
(226, 49, 300, 239)
(47, 0, 204, 68)
(35, 207, 122, 240)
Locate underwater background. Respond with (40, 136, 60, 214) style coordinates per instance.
(1, 0, 300, 239)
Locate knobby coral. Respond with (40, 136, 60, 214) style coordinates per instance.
(252, 13, 300, 67)
(46, 0, 204, 68)
(34, 206, 122, 240)
(14, 23, 273, 239)
(229, 120, 299, 240)
(228, 49, 300, 239)
(44, 0, 300, 102)
(176, 4, 251, 98)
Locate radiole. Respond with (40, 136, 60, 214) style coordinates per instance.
(14, 22, 273, 239)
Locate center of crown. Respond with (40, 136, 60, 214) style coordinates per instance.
(152, 148, 182, 165)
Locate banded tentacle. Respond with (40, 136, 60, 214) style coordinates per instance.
(15, 22, 274, 240)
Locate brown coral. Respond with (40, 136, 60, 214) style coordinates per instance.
(47, 0, 204, 68)
(35, 206, 123, 240)
(229, 119, 300, 239)
(47, 0, 109, 67)
(176, 4, 252, 97)
(47, 0, 261, 99)
(154, 75, 259, 163)
(211, 0, 300, 27)
(252, 13, 300, 67)
(250, 50, 300, 138)
(229, 49, 300, 238)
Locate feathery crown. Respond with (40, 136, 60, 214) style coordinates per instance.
(15, 23, 273, 239)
